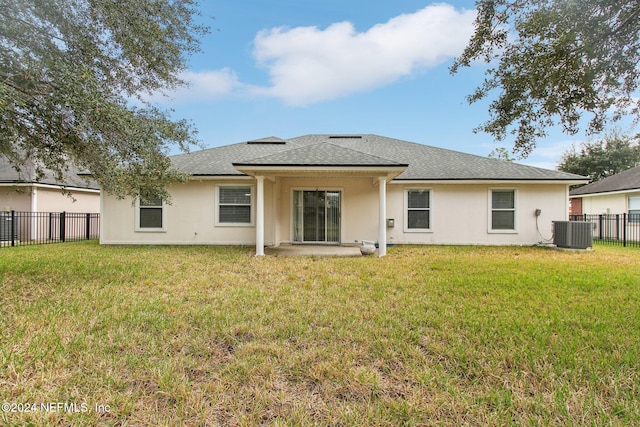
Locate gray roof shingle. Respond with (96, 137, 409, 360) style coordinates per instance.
(171, 134, 586, 181)
(0, 155, 100, 190)
(233, 142, 406, 167)
(170, 139, 305, 175)
(570, 165, 640, 196)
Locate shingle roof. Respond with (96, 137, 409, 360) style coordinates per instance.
(171, 134, 586, 181)
(0, 155, 100, 190)
(170, 139, 306, 175)
(570, 165, 640, 196)
(233, 142, 406, 167)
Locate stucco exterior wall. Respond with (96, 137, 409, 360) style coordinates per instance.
(101, 179, 276, 245)
(577, 192, 639, 215)
(102, 177, 377, 245)
(0, 185, 99, 213)
(102, 178, 570, 247)
(35, 187, 100, 213)
(386, 183, 568, 245)
(0, 187, 31, 212)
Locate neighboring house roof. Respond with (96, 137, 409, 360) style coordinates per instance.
(171, 134, 586, 181)
(0, 155, 100, 190)
(570, 165, 640, 196)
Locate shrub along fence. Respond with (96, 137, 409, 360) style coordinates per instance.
(570, 214, 640, 248)
(0, 211, 100, 248)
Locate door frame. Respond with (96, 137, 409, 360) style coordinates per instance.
(291, 187, 343, 244)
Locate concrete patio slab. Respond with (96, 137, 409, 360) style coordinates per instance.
(264, 244, 366, 257)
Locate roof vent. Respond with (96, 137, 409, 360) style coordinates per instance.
(328, 135, 362, 139)
(247, 136, 286, 145)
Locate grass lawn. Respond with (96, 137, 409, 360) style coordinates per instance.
(1, 242, 639, 426)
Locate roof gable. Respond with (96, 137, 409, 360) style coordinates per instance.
(233, 142, 406, 167)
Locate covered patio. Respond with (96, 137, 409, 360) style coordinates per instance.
(232, 142, 408, 258)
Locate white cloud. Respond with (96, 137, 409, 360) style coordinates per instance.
(172, 68, 244, 102)
(180, 69, 243, 98)
(250, 4, 476, 105)
(141, 68, 244, 105)
(145, 4, 476, 106)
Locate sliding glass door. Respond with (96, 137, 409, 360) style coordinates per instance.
(293, 190, 341, 243)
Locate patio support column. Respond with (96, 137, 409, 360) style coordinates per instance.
(378, 177, 387, 257)
(255, 175, 265, 256)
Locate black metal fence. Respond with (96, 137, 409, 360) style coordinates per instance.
(0, 211, 100, 248)
(570, 214, 640, 248)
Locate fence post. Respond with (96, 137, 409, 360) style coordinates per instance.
(598, 215, 603, 240)
(86, 213, 91, 240)
(10, 210, 15, 247)
(623, 213, 627, 247)
(60, 211, 66, 243)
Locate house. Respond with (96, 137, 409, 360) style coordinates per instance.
(569, 165, 640, 217)
(100, 134, 587, 256)
(0, 156, 101, 244)
(0, 156, 100, 214)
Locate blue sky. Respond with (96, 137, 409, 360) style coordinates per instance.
(149, 0, 630, 170)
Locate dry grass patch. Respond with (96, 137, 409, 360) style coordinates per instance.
(0, 242, 639, 425)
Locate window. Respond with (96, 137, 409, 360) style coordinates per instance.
(629, 196, 640, 223)
(218, 186, 252, 224)
(137, 198, 164, 230)
(405, 189, 430, 231)
(491, 189, 516, 231)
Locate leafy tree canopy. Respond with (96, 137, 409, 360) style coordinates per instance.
(452, 0, 640, 157)
(0, 0, 208, 200)
(557, 131, 640, 182)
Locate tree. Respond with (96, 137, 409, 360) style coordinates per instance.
(487, 147, 515, 162)
(451, 1, 640, 158)
(557, 131, 640, 182)
(0, 0, 208, 200)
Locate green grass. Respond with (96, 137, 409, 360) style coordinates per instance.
(1, 242, 639, 426)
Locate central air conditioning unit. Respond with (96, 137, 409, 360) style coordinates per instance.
(0, 212, 14, 242)
(553, 221, 593, 249)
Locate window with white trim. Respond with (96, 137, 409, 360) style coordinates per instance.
(405, 189, 431, 231)
(629, 196, 640, 223)
(138, 198, 164, 230)
(218, 186, 252, 224)
(491, 189, 516, 231)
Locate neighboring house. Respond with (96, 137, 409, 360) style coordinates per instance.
(100, 134, 587, 256)
(0, 156, 100, 213)
(569, 165, 640, 217)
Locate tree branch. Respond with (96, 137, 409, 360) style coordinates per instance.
(608, 6, 640, 36)
(0, 8, 67, 45)
(1, 76, 53, 97)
